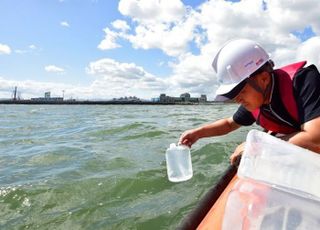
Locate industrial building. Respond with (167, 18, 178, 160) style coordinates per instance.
(159, 93, 207, 103)
(31, 92, 63, 102)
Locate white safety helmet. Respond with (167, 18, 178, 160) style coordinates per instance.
(212, 38, 269, 101)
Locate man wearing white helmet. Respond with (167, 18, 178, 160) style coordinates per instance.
(179, 38, 320, 164)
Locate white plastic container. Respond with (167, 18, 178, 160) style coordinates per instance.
(222, 130, 320, 229)
(165, 143, 193, 182)
(238, 129, 320, 199)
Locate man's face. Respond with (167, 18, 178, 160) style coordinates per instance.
(233, 74, 266, 111)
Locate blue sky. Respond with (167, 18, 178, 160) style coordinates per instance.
(0, 0, 319, 100)
(0, 1, 121, 83)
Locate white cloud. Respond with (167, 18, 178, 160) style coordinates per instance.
(100, 1, 197, 56)
(106, 0, 320, 99)
(60, 21, 70, 27)
(15, 44, 38, 54)
(98, 28, 121, 50)
(169, 52, 217, 96)
(0, 58, 168, 100)
(0, 43, 11, 55)
(118, 0, 194, 56)
(29, 44, 36, 49)
(0, 76, 103, 100)
(297, 36, 320, 67)
(87, 58, 145, 79)
(97, 0, 193, 56)
(15, 50, 27, 54)
(126, 12, 198, 57)
(45, 65, 65, 73)
(0, 77, 73, 99)
(98, 20, 131, 50)
(118, 0, 186, 24)
(86, 58, 168, 98)
(3, 0, 320, 100)
(267, 0, 320, 34)
(111, 20, 130, 31)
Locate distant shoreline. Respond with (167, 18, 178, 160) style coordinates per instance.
(0, 99, 224, 105)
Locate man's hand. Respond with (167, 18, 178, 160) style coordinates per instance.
(178, 129, 200, 148)
(178, 117, 241, 148)
(230, 142, 246, 165)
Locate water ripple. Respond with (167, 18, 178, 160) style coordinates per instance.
(0, 104, 252, 229)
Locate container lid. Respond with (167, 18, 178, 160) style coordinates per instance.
(168, 143, 189, 150)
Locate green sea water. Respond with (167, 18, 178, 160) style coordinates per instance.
(0, 104, 253, 229)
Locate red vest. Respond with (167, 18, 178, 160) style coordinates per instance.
(251, 61, 307, 134)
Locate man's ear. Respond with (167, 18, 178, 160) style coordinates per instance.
(258, 72, 271, 88)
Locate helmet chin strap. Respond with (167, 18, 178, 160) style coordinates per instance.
(246, 76, 272, 104)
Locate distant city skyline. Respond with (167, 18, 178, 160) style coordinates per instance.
(6, 86, 208, 102)
(0, 0, 320, 100)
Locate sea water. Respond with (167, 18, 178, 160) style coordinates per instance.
(0, 104, 252, 229)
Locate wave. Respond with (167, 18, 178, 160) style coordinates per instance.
(122, 130, 167, 140)
(91, 122, 145, 136)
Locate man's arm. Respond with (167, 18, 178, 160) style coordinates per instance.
(282, 117, 320, 153)
(179, 117, 241, 147)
